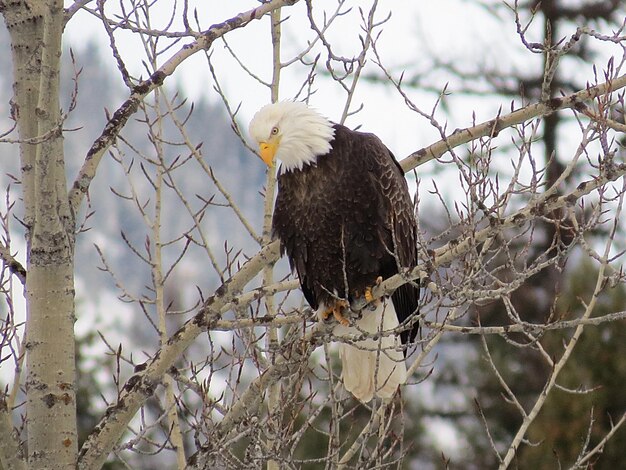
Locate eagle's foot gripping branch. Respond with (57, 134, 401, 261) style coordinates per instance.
(364, 276, 383, 304)
(322, 299, 350, 326)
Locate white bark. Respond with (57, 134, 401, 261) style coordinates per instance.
(1, 1, 77, 468)
(265, 9, 282, 470)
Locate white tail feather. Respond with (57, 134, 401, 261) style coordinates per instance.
(325, 299, 406, 402)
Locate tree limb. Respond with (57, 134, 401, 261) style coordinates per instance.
(77, 241, 281, 469)
(357, 162, 626, 309)
(399, 73, 626, 172)
(499, 180, 625, 468)
(0, 243, 26, 285)
(67, 0, 301, 216)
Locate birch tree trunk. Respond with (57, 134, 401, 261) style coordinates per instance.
(1, 0, 77, 468)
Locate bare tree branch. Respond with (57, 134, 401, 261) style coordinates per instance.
(77, 241, 281, 469)
(68, 0, 301, 215)
(399, 73, 626, 172)
(0, 243, 25, 285)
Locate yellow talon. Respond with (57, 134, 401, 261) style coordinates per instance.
(364, 276, 383, 303)
(333, 301, 350, 326)
(323, 300, 350, 326)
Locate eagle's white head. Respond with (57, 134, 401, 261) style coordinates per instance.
(248, 101, 335, 173)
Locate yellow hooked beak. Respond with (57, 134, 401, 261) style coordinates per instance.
(259, 139, 278, 167)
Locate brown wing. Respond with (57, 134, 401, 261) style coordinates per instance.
(360, 131, 420, 346)
(272, 124, 420, 345)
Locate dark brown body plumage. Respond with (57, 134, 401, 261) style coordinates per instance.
(272, 124, 420, 345)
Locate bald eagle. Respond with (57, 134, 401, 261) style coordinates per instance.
(249, 101, 419, 402)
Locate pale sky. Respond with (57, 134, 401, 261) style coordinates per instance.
(56, 0, 621, 187)
(61, 1, 538, 163)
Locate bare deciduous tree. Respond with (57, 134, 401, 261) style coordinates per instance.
(0, 1, 625, 468)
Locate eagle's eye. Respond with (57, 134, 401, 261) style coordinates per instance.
(271, 126, 279, 136)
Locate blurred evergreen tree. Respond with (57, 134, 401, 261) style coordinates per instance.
(75, 328, 125, 470)
(520, 261, 626, 467)
(464, 2, 626, 466)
